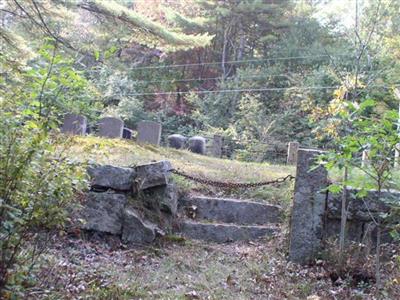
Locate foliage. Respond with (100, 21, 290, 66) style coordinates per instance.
(0, 43, 89, 296)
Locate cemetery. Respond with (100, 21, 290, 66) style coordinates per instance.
(2, 0, 400, 298)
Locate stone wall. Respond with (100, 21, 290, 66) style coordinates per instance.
(289, 149, 399, 265)
(79, 160, 178, 244)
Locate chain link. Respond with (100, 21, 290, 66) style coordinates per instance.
(171, 169, 295, 189)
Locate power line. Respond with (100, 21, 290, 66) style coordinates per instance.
(121, 83, 399, 97)
(126, 54, 349, 71)
(126, 69, 396, 85)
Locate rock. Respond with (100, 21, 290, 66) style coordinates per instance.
(134, 160, 173, 192)
(168, 134, 187, 149)
(122, 209, 156, 244)
(188, 136, 206, 154)
(80, 192, 127, 235)
(88, 164, 136, 191)
(142, 184, 178, 215)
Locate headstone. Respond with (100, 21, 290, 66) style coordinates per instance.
(168, 134, 187, 149)
(137, 121, 161, 145)
(122, 127, 133, 139)
(188, 136, 206, 155)
(289, 149, 328, 264)
(98, 117, 124, 138)
(212, 135, 223, 158)
(287, 142, 300, 165)
(61, 113, 87, 135)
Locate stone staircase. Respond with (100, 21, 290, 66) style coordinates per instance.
(177, 196, 282, 243)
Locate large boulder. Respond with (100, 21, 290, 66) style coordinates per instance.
(80, 192, 127, 235)
(188, 136, 206, 155)
(133, 160, 172, 192)
(88, 164, 136, 191)
(167, 134, 187, 149)
(122, 209, 157, 244)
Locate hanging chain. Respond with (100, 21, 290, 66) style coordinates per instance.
(171, 169, 295, 189)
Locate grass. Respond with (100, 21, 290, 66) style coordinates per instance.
(65, 135, 295, 205)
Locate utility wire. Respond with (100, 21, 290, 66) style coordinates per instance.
(121, 83, 399, 97)
(123, 54, 349, 71)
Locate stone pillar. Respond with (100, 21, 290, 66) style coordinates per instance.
(98, 117, 124, 138)
(61, 113, 87, 135)
(395, 144, 400, 168)
(289, 149, 328, 264)
(137, 121, 162, 146)
(212, 135, 223, 158)
(287, 142, 299, 165)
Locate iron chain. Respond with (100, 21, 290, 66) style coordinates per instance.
(171, 169, 295, 189)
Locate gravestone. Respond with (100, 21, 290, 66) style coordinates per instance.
(123, 128, 133, 139)
(98, 117, 123, 138)
(289, 149, 328, 264)
(61, 113, 87, 135)
(212, 135, 223, 158)
(188, 136, 206, 155)
(137, 121, 161, 145)
(287, 141, 300, 165)
(168, 134, 187, 149)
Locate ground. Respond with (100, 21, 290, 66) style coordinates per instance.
(24, 136, 397, 299)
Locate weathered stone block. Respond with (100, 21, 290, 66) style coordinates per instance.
(180, 196, 281, 225)
(134, 160, 172, 192)
(98, 117, 124, 138)
(289, 149, 328, 264)
(61, 113, 87, 135)
(141, 184, 178, 215)
(137, 121, 161, 145)
(122, 209, 156, 244)
(80, 192, 127, 235)
(88, 165, 136, 191)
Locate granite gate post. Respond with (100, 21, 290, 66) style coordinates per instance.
(289, 149, 328, 264)
(287, 141, 299, 165)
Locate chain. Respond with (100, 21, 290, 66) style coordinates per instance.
(171, 169, 295, 189)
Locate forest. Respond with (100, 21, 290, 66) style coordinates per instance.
(1, 0, 400, 299)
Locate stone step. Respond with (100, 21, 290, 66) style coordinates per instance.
(179, 196, 282, 225)
(178, 220, 278, 243)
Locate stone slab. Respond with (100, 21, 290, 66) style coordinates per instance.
(133, 160, 172, 192)
(122, 209, 156, 244)
(87, 164, 136, 191)
(180, 196, 281, 225)
(179, 221, 277, 243)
